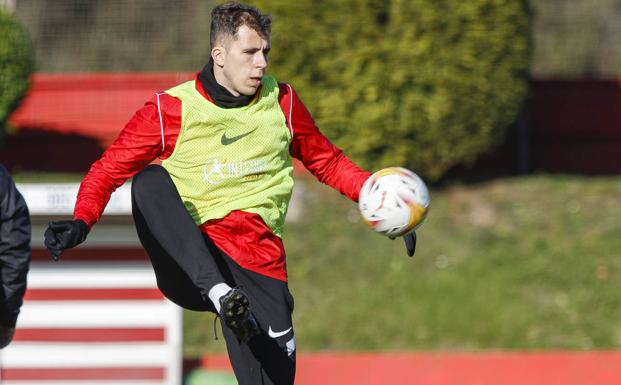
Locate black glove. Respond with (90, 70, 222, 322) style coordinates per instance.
(44, 220, 89, 261)
(403, 231, 417, 257)
(0, 326, 15, 349)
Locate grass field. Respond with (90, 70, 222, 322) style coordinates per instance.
(184, 173, 621, 356)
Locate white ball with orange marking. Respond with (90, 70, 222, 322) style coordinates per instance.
(358, 167, 430, 238)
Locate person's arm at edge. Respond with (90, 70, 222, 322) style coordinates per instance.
(0, 165, 31, 330)
(279, 83, 371, 202)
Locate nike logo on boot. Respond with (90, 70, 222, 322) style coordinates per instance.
(268, 325, 293, 338)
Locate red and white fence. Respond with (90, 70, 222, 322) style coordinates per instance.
(0, 260, 182, 385)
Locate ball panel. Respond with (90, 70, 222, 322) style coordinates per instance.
(358, 167, 430, 237)
(407, 203, 428, 231)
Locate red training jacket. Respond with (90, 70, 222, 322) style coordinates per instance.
(74, 74, 371, 281)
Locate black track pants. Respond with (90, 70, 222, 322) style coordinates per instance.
(131, 164, 224, 310)
(131, 165, 296, 384)
(216, 254, 296, 385)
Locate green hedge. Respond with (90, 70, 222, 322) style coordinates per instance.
(0, 8, 33, 142)
(254, 0, 531, 180)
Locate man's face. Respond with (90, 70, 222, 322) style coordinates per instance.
(215, 25, 270, 96)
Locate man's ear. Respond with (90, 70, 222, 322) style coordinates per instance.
(212, 46, 226, 67)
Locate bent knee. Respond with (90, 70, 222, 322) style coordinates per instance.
(132, 165, 170, 198)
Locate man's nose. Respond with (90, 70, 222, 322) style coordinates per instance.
(255, 53, 267, 69)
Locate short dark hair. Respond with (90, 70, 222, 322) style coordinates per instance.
(210, 2, 272, 48)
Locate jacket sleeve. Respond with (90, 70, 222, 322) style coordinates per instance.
(280, 83, 371, 202)
(74, 93, 181, 227)
(0, 165, 31, 328)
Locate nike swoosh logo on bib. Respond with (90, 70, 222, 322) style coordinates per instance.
(268, 325, 293, 338)
(221, 128, 257, 145)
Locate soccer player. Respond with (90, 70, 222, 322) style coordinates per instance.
(0, 165, 31, 349)
(44, 2, 414, 383)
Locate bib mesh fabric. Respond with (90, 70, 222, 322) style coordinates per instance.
(162, 76, 293, 237)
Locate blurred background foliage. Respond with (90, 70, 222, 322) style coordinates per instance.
(12, 0, 621, 77)
(0, 7, 32, 143)
(252, 0, 530, 180)
(13, 1, 214, 71)
(531, 0, 621, 77)
(9, 0, 621, 181)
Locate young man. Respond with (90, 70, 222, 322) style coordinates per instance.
(44, 2, 414, 384)
(0, 165, 31, 349)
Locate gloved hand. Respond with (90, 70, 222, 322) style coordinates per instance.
(44, 219, 89, 261)
(0, 326, 15, 349)
(403, 231, 417, 257)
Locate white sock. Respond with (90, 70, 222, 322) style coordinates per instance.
(208, 283, 232, 313)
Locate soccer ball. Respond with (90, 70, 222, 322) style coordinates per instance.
(358, 167, 430, 238)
